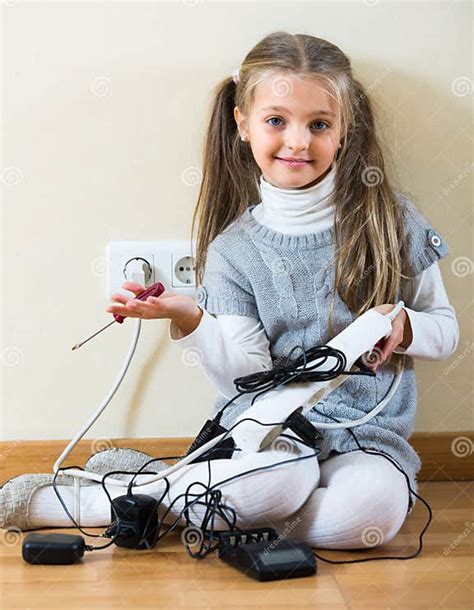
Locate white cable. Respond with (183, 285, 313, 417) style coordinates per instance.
(302, 357, 404, 428)
(60, 430, 229, 487)
(53, 317, 142, 478)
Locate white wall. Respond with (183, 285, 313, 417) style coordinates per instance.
(1, 1, 472, 440)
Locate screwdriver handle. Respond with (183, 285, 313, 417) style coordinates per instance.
(113, 282, 166, 324)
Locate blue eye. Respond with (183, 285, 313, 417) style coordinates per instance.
(266, 117, 329, 131)
(267, 117, 283, 127)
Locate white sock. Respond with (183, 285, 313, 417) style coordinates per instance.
(30, 483, 121, 528)
(28, 439, 319, 530)
(29, 473, 162, 528)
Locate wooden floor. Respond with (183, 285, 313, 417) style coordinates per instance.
(0, 480, 472, 609)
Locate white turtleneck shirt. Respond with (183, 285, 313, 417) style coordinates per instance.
(168, 166, 459, 401)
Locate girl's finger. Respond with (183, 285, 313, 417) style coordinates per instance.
(110, 293, 131, 305)
(158, 289, 175, 299)
(106, 304, 139, 318)
(126, 299, 146, 312)
(380, 334, 401, 361)
(122, 282, 146, 295)
(126, 299, 159, 316)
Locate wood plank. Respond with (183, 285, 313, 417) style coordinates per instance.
(0, 482, 472, 609)
(1, 432, 473, 484)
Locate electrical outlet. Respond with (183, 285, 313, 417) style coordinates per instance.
(108, 241, 197, 298)
(172, 254, 196, 287)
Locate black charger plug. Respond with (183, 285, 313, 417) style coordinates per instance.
(22, 533, 86, 565)
(185, 418, 235, 463)
(108, 493, 159, 549)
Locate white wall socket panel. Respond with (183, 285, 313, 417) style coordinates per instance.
(107, 241, 197, 298)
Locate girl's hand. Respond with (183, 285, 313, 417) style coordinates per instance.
(106, 282, 202, 332)
(366, 304, 413, 371)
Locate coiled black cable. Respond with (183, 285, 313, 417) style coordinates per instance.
(215, 343, 375, 424)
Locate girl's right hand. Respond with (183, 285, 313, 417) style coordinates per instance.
(106, 282, 201, 328)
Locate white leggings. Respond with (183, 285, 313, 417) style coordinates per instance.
(154, 441, 410, 550)
(31, 438, 410, 550)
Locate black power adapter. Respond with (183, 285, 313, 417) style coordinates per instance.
(22, 493, 160, 564)
(106, 493, 159, 549)
(23, 533, 86, 565)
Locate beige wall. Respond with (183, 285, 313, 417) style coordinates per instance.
(1, 1, 472, 441)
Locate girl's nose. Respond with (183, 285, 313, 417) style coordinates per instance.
(284, 129, 311, 153)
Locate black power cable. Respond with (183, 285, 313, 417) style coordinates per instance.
(51, 343, 432, 564)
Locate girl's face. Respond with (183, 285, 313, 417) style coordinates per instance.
(234, 73, 341, 190)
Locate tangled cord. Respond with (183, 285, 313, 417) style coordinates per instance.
(52, 341, 432, 563)
(217, 344, 375, 423)
(53, 413, 431, 563)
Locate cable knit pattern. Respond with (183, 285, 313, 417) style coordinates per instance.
(196, 192, 450, 510)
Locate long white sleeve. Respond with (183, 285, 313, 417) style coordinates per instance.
(168, 308, 273, 400)
(169, 260, 459, 397)
(392, 262, 459, 359)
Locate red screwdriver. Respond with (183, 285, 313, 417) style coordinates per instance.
(72, 282, 166, 351)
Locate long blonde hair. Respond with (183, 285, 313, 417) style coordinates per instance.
(191, 31, 412, 368)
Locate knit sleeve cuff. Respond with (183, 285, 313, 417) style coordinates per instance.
(195, 286, 258, 317)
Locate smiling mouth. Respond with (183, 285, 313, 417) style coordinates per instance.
(275, 157, 312, 162)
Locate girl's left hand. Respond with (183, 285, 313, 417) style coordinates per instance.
(367, 304, 413, 371)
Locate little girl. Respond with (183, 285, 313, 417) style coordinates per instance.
(1, 32, 459, 550)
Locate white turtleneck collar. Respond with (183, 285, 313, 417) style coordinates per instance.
(252, 163, 337, 235)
